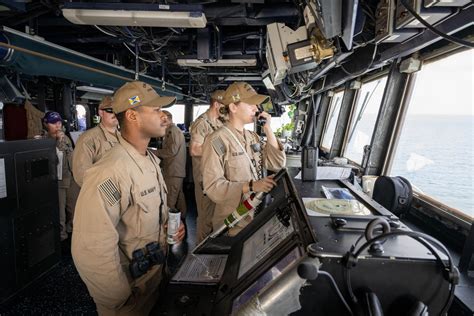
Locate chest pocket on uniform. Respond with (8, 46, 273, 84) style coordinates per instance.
(133, 189, 163, 239)
(226, 155, 250, 182)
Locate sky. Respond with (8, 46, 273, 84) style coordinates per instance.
(408, 49, 473, 116)
(362, 49, 473, 116)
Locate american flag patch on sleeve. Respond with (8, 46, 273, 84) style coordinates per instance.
(212, 137, 226, 156)
(98, 178, 121, 206)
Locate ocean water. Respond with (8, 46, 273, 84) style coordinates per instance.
(390, 115, 473, 217)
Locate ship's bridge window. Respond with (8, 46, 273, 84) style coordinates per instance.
(390, 49, 473, 219)
(321, 90, 345, 151)
(343, 77, 388, 164)
(192, 103, 257, 131)
(269, 104, 293, 134)
(193, 104, 209, 120)
(163, 103, 185, 125)
(246, 104, 293, 133)
(75, 104, 87, 131)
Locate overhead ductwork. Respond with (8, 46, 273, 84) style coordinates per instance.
(0, 26, 182, 99)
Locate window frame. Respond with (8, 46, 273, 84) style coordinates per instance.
(193, 104, 210, 121)
(320, 89, 345, 153)
(341, 74, 389, 165)
(380, 49, 473, 243)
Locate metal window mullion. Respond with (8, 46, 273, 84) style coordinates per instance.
(365, 62, 410, 176)
(329, 84, 356, 159)
(314, 92, 331, 150)
(381, 72, 417, 176)
(341, 84, 362, 159)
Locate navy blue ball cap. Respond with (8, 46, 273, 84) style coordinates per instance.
(43, 111, 62, 124)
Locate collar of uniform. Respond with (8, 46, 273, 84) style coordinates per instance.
(224, 122, 248, 143)
(43, 130, 53, 139)
(99, 123, 119, 143)
(202, 111, 211, 123)
(224, 121, 244, 133)
(117, 134, 157, 174)
(165, 123, 176, 134)
(204, 111, 221, 129)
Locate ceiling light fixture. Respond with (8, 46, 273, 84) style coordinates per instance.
(177, 58, 257, 68)
(218, 76, 262, 82)
(76, 86, 114, 94)
(62, 3, 207, 28)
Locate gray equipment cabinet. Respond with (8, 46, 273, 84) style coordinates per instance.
(0, 138, 61, 302)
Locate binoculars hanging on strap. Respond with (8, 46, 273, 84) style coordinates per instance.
(129, 242, 165, 279)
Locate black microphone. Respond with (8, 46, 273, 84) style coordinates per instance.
(255, 111, 267, 126)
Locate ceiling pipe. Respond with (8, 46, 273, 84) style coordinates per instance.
(0, 26, 184, 99)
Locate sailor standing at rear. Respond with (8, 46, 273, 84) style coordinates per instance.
(72, 96, 120, 187)
(155, 110, 187, 219)
(189, 89, 225, 242)
(42, 111, 74, 241)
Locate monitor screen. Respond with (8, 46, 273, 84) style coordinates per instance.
(30, 159, 49, 179)
(238, 214, 294, 279)
(231, 247, 302, 314)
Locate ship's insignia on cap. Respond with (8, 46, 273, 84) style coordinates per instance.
(128, 96, 141, 106)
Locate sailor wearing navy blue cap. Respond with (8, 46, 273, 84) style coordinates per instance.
(43, 111, 74, 241)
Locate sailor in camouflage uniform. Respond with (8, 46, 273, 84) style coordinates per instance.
(43, 111, 74, 241)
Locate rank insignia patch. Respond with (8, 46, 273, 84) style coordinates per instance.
(232, 94, 240, 102)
